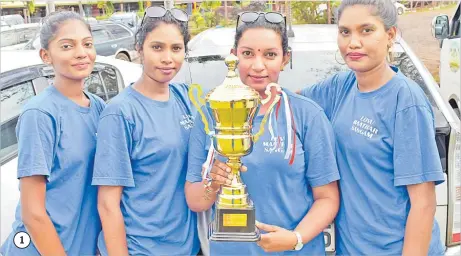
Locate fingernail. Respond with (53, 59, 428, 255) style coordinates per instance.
(228, 174, 233, 179)
(226, 180, 231, 185)
(226, 168, 231, 173)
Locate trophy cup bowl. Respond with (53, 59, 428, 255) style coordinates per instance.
(189, 54, 281, 242)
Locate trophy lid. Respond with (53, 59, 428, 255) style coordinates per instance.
(207, 54, 260, 102)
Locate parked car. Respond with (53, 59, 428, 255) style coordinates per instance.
(23, 21, 138, 62)
(0, 50, 141, 244)
(0, 14, 24, 26)
(0, 23, 40, 50)
(432, 2, 461, 118)
(177, 24, 461, 255)
(109, 12, 139, 32)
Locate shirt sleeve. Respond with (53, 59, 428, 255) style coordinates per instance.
(393, 105, 445, 186)
(186, 110, 210, 183)
(299, 74, 340, 119)
(16, 109, 57, 180)
(92, 113, 135, 187)
(304, 110, 340, 187)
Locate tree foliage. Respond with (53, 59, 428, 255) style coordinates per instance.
(291, 1, 340, 24)
(27, 0, 36, 14)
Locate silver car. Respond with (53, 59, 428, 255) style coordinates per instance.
(24, 22, 138, 62)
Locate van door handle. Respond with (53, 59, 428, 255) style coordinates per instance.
(111, 44, 117, 48)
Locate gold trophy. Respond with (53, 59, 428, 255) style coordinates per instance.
(189, 54, 281, 242)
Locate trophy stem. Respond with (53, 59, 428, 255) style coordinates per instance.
(216, 156, 249, 208)
(227, 157, 243, 186)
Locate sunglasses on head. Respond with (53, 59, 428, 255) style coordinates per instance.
(236, 11, 286, 31)
(140, 6, 189, 28)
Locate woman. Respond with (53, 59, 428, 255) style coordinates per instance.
(91, 6, 199, 256)
(299, 0, 445, 255)
(185, 12, 340, 255)
(0, 11, 104, 256)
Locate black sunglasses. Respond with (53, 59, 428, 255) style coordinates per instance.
(140, 6, 189, 28)
(236, 11, 286, 31)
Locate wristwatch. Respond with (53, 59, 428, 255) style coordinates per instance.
(293, 231, 304, 251)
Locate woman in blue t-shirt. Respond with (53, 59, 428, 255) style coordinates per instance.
(1, 11, 104, 256)
(299, 0, 445, 255)
(91, 6, 199, 256)
(186, 11, 340, 256)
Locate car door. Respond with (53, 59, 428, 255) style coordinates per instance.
(92, 26, 117, 57)
(440, 3, 460, 117)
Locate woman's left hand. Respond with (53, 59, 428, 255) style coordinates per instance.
(256, 221, 298, 253)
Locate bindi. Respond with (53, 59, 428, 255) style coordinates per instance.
(258, 49, 261, 52)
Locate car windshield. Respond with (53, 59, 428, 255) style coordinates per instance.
(176, 48, 437, 108)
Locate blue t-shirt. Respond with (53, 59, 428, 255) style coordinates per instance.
(91, 84, 200, 256)
(0, 85, 105, 256)
(187, 89, 340, 255)
(300, 68, 446, 255)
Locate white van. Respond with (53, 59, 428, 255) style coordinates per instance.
(433, 3, 461, 118)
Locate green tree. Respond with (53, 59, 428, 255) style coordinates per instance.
(97, 1, 106, 15)
(200, 1, 222, 10)
(137, 1, 145, 17)
(27, 0, 36, 15)
(191, 9, 206, 28)
(199, 1, 221, 27)
(106, 1, 114, 16)
(291, 1, 340, 24)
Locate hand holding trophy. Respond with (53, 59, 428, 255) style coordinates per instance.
(189, 54, 281, 242)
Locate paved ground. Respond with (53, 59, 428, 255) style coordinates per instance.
(397, 5, 458, 81)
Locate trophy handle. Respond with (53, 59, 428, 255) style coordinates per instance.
(188, 83, 211, 135)
(253, 83, 282, 143)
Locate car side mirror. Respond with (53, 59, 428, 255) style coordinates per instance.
(432, 15, 450, 40)
(128, 22, 134, 27)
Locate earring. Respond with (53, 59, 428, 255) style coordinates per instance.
(388, 41, 394, 49)
(280, 66, 284, 71)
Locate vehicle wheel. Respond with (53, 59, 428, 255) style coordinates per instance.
(397, 8, 404, 15)
(116, 53, 130, 62)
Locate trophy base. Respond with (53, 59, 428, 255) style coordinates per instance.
(209, 229, 261, 242)
(208, 201, 260, 242)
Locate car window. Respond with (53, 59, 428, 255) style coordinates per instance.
(106, 24, 131, 38)
(100, 67, 119, 100)
(92, 29, 112, 43)
(451, 4, 460, 37)
(84, 72, 108, 101)
(181, 49, 437, 108)
(0, 31, 17, 47)
(46, 70, 111, 102)
(0, 81, 35, 162)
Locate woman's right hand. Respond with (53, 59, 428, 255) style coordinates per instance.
(208, 159, 233, 191)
